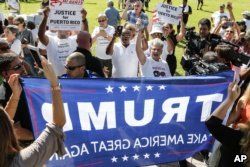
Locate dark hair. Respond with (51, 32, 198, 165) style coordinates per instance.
(27, 21, 36, 30)
(215, 44, 234, 61)
(0, 21, 3, 35)
(0, 107, 21, 167)
(0, 40, 10, 53)
(198, 18, 211, 30)
(0, 53, 18, 74)
(14, 17, 26, 28)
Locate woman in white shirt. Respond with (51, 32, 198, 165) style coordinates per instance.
(4, 25, 21, 55)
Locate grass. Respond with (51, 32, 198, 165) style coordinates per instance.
(1, 0, 250, 75)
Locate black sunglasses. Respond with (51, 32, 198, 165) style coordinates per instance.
(8, 61, 23, 71)
(65, 64, 84, 71)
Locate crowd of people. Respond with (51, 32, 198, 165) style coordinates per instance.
(0, 0, 250, 166)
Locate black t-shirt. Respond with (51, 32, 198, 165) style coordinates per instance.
(75, 47, 105, 77)
(162, 33, 178, 55)
(0, 82, 33, 132)
(205, 116, 246, 167)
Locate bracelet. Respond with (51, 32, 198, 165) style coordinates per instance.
(51, 84, 61, 91)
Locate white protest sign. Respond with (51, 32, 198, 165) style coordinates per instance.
(156, 3, 182, 25)
(49, 0, 83, 31)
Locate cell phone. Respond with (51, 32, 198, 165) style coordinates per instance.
(27, 45, 43, 68)
(226, 21, 233, 27)
(116, 26, 123, 36)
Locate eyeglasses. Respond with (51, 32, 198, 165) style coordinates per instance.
(98, 19, 106, 23)
(8, 61, 23, 71)
(65, 64, 84, 71)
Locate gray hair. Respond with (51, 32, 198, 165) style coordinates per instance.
(151, 38, 164, 48)
(66, 52, 86, 66)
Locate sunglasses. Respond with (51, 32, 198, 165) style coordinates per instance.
(98, 19, 106, 23)
(8, 61, 23, 71)
(226, 30, 234, 33)
(65, 64, 84, 71)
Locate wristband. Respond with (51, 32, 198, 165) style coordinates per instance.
(51, 83, 61, 91)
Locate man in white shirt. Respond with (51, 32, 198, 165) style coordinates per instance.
(136, 32, 171, 78)
(211, 3, 234, 29)
(38, 7, 77, 76)
(92, 13, 115, 77)
(106, 29, 139, 78)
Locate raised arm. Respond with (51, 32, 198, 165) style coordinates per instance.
(38, 7, 50, 46)
(41, 57, 65, 127)
(136, 31, 146, 65)
(106, 35, 117, 55)
(227, 3, 235, 22)
(4, 74, 22, 120)
(121, 0, 130, 20)
(176, 16, 186, 42)
(19, 58, 66, 165)
(211, 82, 240, 120)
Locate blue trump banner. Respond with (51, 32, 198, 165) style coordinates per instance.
(22, 76, 230, 167)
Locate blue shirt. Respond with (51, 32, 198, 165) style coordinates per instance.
(105, 7, 120, 27)
(127, 10, 149, 29)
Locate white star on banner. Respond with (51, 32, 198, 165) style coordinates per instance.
(122, 155, 129, 161)
(133, 154, 139, 160)
(119, 85, 127, 92)
(105, 85, 114, 93)
(111, 156, 118, 162)
(159, 85, 166, 90)
(154, 152, 160, 158)
(143, 153, 150, 159)
(133, 85, 140, 92)
(146, 85, 153, 91)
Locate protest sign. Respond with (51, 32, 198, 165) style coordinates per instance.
(22, 75, 231, 166)
(49, 0, 83, 31)
(156, 3, 182, 25)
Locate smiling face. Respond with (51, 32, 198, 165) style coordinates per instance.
(98, 16, 108, 28)
(121, 30, 131, 46)
(150, 44, 163, 61)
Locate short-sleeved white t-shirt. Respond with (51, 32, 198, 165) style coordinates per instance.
(92, 25, 115, 60)
(46, 36, 76, 76)
(112, 43, 139, 78)
(10, 39, 21, 55)
(141, 57, 172, 78)
(211, 11, 230, 28)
